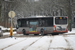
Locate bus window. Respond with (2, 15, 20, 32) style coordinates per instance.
(29, 21, 38, 27)
(26, 21, 29, 26)
(38, 17, 53, 27)
(18, 20, 21, 27)
(46, 18, 53, 26)
(30, 22, 37, 25)
(40, 20, 45, 26)
(55, 17, 67, 24)
(18, 19, 28, 27)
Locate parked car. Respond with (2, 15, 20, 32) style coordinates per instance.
(0, 28, 3, 37)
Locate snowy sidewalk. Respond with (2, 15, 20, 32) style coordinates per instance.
(64, 28, 75, 35)
(3, 32, 16, 36)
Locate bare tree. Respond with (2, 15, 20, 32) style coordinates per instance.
(0, 0, 75, 27)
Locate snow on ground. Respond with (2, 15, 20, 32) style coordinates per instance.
(65, 35, 75, 50)
(3, 32, 16, 36)
(50, 36, 68, 49)
(64, 28, 75, 34)
(4, 37, 40, 50)
(0, 35, 75, 50)
(0, 26, 16, 36)
(0, 26, 7, 30)
(26, 36, 52, 50)
(68, 28, 75, 33)
(0, 37, 26, 50)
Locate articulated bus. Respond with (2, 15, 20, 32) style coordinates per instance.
(16, 16, 68, 35)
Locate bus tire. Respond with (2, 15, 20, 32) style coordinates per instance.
(40, 29, 44, 36)
(34, 34, 39, 35)
(26, 34, 29, 35)
(41, 31, 44, 36)
(44, 34, 47, 35)
(22, 29, 26, 35)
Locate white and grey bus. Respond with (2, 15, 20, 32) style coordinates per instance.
(16, 16, 68, 35)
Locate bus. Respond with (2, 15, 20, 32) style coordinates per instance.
(16, 16, 68, 35)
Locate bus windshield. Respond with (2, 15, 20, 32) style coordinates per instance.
(55, 17, 67, 24)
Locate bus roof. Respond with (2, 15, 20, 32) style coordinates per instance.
(17, 16, 67, 19)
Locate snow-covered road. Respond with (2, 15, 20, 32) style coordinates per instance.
(0, 34, 75, 50)
(0, 28, 75, 50)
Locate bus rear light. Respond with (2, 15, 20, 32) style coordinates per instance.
(54, 25, 56, 31)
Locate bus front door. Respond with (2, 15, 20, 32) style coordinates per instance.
(29, 22, 37, 32)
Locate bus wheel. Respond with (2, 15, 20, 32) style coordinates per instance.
(40, 29, 44, 36)
(40, 31, 44, 36)
(40, 30, 44, 36)
(44, 34, 47, 35)
(34, 34, 39, 35)
(22, 29, 26, 35)
(26, 34, 29, 35)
